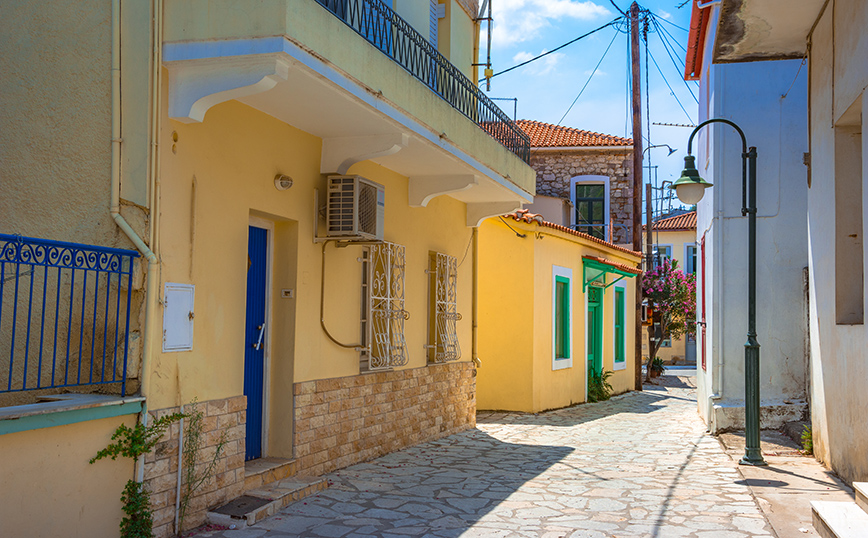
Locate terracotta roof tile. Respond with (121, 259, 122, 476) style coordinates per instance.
(582, 255, 643, 275)
(645, 211, 696, 231)
(516, 119, 633, 148)
(505, 210, 642, 259)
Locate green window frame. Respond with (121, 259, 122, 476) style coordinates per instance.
(555, 276, 570, 359)
(614, 287, 625, 363)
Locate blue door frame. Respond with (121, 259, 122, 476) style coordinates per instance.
(244, 226, 268, 461)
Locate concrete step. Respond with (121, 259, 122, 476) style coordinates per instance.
(243, 457, 298, 492)
(207, 476, 329, 529)
(811, 500, 868, 538)
(855, 483, 868, 515)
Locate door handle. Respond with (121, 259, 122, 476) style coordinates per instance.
(253, 322, 266, 350)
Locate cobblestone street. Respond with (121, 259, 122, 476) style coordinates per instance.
(194, 377, 775, 538)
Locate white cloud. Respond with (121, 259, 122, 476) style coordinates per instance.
(510, 50, 565, 75)
(658, 10, 672, 20)
(488, 0, 611, 48)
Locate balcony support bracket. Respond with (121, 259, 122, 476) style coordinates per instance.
(467, 202, 523, 228)
(321, 134, 409, 175)
(409, 175, 478, 207)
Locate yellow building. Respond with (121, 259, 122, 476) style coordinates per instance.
(642, 211, 697, 366)
(476, 210, 641, 413)
(0, 1, 536, 536)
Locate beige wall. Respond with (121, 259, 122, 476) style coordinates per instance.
(0, 415, 136, 538)
(477, 217, 639, 413)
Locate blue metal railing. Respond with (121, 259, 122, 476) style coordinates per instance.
(0, 234, 138, 396)
(315, 0, 531, 163)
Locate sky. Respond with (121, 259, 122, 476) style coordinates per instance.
(476, 0, 698, 218)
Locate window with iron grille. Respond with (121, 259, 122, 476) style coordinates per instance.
(360, 242, 409, 371)
(428, 252, 461, 363)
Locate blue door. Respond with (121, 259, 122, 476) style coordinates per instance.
(244, 226, 268, 461)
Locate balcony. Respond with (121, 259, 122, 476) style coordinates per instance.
(163, 0, 536, 213)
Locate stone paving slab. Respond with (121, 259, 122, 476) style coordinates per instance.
(190, 377, 775, 537)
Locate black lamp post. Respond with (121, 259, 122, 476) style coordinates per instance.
(671, 118, 767, 467)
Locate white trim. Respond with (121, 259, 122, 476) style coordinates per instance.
(612, 282, 627, 371)
(552, 265, 573, 370)
(162, 37, 532, 203)
(684, 243, 698, 274)
(570, 175, 610, 238)
(655, 243, 674, 262)
(249, 216, 274, 458)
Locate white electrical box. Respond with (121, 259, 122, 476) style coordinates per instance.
(163, 283, 195, 352)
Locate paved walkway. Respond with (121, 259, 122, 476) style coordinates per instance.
(194, 377, 776, 537)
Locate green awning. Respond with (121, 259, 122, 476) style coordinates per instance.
(582, 256, 640, 292)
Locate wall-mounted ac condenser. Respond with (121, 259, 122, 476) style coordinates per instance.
(326, 175, 385, 241)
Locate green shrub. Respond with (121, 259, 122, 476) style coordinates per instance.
(588, 369, 614, 403)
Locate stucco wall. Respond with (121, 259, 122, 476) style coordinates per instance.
(477, 217, 639, 413)
(694, 6, 810, 433)
(0, 415, 136, 538)
(806, 0, 868, 484)
(155, 95, 476, 459)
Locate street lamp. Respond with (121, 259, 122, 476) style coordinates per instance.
(671, 118, 766, 467)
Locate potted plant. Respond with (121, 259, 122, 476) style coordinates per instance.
(650, 357, 666, 378)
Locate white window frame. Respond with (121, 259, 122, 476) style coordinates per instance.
(612, 281, 627, 371)
(685, 243, 697, 274)
(570, 175, 610, 239)
(552, 265, 573, 370)
(654, 244, 673, 267)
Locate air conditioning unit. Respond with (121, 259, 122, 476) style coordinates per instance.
(326, 175, 385, 241)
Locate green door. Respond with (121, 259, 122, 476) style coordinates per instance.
(587, 286, 603, 387)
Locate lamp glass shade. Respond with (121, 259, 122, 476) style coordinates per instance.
(675, 182, 708, 205)
(671, 155, 713, 205)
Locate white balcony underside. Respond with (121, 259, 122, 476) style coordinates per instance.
(163, 36, 530, 217)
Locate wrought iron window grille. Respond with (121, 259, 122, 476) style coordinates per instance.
(0, 234, 138, 396)
(314, 0, 531, 163)
(361, 242, 409, 371)
(428, 252, 461, 363)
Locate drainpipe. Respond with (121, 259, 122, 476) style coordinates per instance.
(110, 0, 161, 484)
(471, 227, 480, 369)
(696, 0, 721, 8)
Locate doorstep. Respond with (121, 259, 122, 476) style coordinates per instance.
(243, 457, 298, 491)
(206, 475, 329, 529)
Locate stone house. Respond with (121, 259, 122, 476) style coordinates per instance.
(518, 120, 634, 245)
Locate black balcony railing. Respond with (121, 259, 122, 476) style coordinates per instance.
(315, 0, 531, 163)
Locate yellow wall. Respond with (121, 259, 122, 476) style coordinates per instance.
(155, 94, 475, 455)
(478, 218, 639, 413)
(0, 415, 136, 538)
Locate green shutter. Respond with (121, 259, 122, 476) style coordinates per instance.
(555, 276, 570, 359)
(614, 288, 625, 362)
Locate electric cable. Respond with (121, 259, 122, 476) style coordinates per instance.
(557, 28, 620, 125)
(647, 46, 695, 124)
(654, 15, 690, 33)
(477, 18, 624, 83)
(608, 0, 628, 17)
(650, 16, 699, 103)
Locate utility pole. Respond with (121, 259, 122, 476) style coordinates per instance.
(630, 1, 644, 391)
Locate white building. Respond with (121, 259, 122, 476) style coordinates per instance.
(684, 0, 809, 432)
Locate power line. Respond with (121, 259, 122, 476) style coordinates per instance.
(654, 15, 690, 33)
(647, 45, 695, 124)
(607, 0, 628, 17)
(650, 16, 698, 103)
(477, 18, 624, 83)
(557, 28, 620, 125)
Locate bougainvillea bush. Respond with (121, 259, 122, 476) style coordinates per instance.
(643, 258, 696, 381)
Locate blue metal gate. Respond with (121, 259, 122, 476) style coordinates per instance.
(244, 226, 268, 461)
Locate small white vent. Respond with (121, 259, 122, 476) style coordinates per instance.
(326, 175, 385, 241)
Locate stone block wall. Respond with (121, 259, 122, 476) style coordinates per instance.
(293, 361, 476, 477)
(530, 149, 633, 244)
(144, 395, 246, 537)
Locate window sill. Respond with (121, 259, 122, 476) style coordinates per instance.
(0, 393, 145, 436)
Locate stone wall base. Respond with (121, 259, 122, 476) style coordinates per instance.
(711, 399, 808, 433)
(144, 395, 246, 538)
(293, 361, 476, 477)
